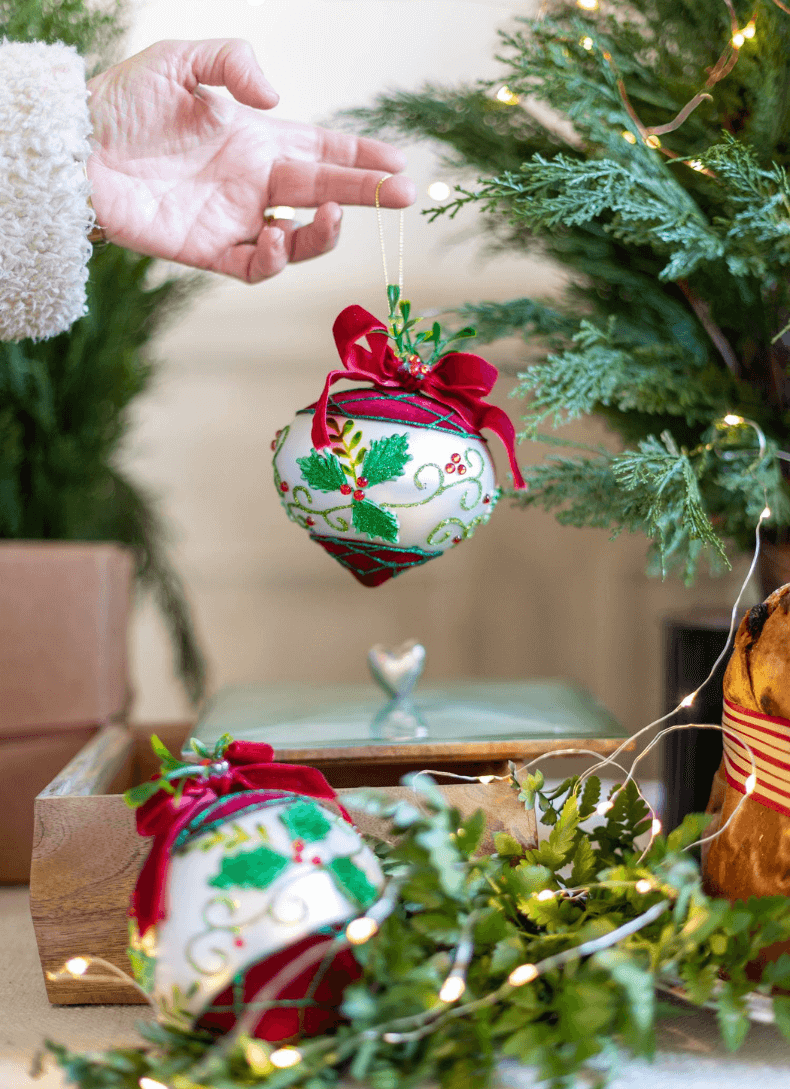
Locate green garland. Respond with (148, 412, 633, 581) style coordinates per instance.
(45, 770, 790, 1089)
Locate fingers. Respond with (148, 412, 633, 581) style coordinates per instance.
(268, 163, 416, 209)
(213, 203, 343, 283)
(315, 129, 407, 173)
(183, 39, 279, 110)
(287, 203, 343, 264)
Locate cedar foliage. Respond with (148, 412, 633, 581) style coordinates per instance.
(345, 0, 790, 581)
(0, 1, 206, 700)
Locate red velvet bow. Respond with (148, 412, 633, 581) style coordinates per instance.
(311, 305, 526, 489)
(132, 740, 346, 935)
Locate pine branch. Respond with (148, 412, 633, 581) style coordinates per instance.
(516, 319, 734, 435)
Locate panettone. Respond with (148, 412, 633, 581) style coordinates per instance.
(704, 583, 790, 909)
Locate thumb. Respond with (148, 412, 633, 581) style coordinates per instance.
(184, 38, 279, 109)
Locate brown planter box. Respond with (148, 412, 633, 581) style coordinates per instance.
(0, 542, 133, 883)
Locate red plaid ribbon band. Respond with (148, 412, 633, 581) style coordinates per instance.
(722, 696, 790, 818)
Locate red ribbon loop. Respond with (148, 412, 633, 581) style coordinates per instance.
(311, 304, 526, 489)
(132, 741, 345, 935)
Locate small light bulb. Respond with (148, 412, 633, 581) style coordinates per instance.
(651, 818, 662, 836)
(508, 963, 539, 987)
(581, 36, 594, 50)
(270, 1047, 302, 1069)
(535, 889, 555, 902)
(346, 916, 379, 945)
(428, 182, 451, 201)
(439, 974, 467, 1003)
(139, 1079, 170, 1089)
(245, 1040, 272, 1074)
(723, 413, 744, 426)
(732, 31, 745, 48)
(680, 693, 696, 708)
(688, 159, 705, 172)
(743, 21, 756, 39)
(478, 774, 496, 784)
(644, 134, 662, 149)
(745, 773, 757, 794)
(65, 957, 89, 977)
(265, 206, 296, 220)
(495, 85, 520, 105)
(596, 799, 614, 816)
(576, 0, 599, 9)
(762, 507, 772, 520)
(621, 130, 638, 145)
(635, 879, 653, 894)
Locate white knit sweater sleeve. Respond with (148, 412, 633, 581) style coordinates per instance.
(0, 40, 95, 342)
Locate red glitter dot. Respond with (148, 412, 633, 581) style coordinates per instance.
(457, 465, 467, 475)
(280, 481, 289, 492)
(270, 440, 277, 451)
(451, 453, 461, 463)
(483, 494, 491, 504)
(311, 856, 322, 865)
(445, 463, 456, 473)
(453, 536, 462, 544)
(306, 516, 315, 527)
(353, 489, 365, 500)
(293, 839, 305, 851)
(234, 937, 244, 948)
(356, 476, 369, 487)
(340, 484, 352, 495)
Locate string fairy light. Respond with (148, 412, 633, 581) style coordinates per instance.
(270, 1047, 303, 1069)
(47, 954, 156, 1005)
(581, 0, 780, 167)
(427, 181, 451, 201)
(495, 85, 520, 105)
(139, 1078, 170, 1089)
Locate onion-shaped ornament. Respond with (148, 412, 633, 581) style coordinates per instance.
(273, 291, 525, 586)
(126, 738, 383, 1043)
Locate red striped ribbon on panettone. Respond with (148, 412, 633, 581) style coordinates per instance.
(722, 696, 790, 818)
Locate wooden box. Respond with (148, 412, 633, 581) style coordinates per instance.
(31, 721, 563, 1006)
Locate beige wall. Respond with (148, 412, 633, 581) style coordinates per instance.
(121, 1, 758, 762)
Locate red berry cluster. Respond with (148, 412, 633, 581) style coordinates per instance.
(445, 452, 466, 475)
(403, 353, 430, 378)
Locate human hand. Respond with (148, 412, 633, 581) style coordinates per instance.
(86, 39, 415, 281)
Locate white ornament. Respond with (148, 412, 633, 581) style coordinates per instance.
(129, 794, 384, 1037)
(273, 406, 499, 585)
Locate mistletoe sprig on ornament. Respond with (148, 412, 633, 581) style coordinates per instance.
(384, 283, 476, 373)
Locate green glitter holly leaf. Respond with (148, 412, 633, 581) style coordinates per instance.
(297, 449, 347, 492)
(209, 844, 289, 890)
(352, 498, 399, 542)
(360, 433, 411, 485)
(327, 856, 379, 907)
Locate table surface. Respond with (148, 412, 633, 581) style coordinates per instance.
(5, 884, 790, 1088)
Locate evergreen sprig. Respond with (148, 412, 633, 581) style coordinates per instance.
(45, 774, 790, 1089)
(341, 0, 790, 579)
